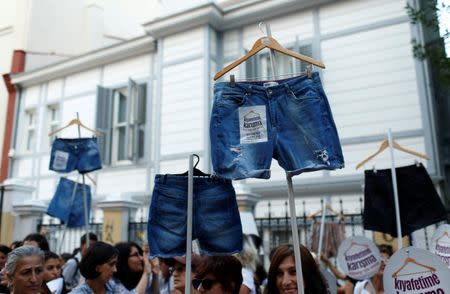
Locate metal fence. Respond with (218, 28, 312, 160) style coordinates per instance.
(37, 219, 102, 254)
(39, 200, 450, 255)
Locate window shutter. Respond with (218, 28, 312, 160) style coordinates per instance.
(134, 83, 147, 161)
(136, 83, 147, 124)
(96, 86, 113, 165)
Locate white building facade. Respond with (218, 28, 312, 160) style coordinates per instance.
(3, 0, 445, 251)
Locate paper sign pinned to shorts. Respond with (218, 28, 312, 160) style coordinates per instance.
(239, 105, 268, 144)
(52, 151, 69, 170)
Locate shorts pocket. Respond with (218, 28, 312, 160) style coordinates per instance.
(154, 191, 186, 235)
(220, 93, 246, 107)
(288, 85, 321, 104)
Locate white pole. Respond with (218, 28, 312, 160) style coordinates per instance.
(317, 197, 327, 259)
(286, 173, 305, 294)
(265, 23, 277, 80)
(76, 113, 90, 242)
(387, 129, 403, 249)
(185, 154, 194, 294)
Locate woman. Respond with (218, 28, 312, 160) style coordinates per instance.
(113, 242, 159, 293)
(171, 254, 202, 294)
(353, 244, 393, 294)
(5, 245, 51, 294)
(23, 233, 50, 251)
(193, 256, 243, 294)
(70, 241, 118, 294)
(237, 235, 259, 294)
(265, 244, 328, 294)
(44, 251, 68, 294)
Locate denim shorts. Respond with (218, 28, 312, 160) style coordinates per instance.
(47, 177, 91, 228)
(147, 175, 243, 258)
(49, 138, 102, 173)
(210, 73, 344, 180)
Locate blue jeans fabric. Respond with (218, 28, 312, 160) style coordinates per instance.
(210, 73, 344, 180)
(147, 175, 243, 258)
(47, 177, 91, 228)
(49, 138, 102, 173)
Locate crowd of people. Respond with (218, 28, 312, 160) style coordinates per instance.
(0, 232, 392, 294)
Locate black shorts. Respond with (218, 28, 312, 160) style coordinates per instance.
(363, 163, 447, 237)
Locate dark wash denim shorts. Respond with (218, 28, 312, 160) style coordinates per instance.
(49, 138, 102, 173)
(210, 72, 344, 180)
(147, 175, 243, 258)
(47, 177, 91, 228)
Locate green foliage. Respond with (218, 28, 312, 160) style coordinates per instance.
(406, 0, 450, 84)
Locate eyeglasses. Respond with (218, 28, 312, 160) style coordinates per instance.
(192, 278, 219, 290)
(169, 265, 185, 275)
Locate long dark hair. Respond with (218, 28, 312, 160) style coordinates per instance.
(114, 242, 143, 290)
(195, 256, 243, 294)
(265, 244, 328, 294)
(79, 242, 118, 280)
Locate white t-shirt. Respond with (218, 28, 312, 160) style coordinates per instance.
(354, 280, 376, 294)
(241, 268, 256, 294)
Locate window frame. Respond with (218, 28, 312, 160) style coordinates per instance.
(25, 108, 36, 152)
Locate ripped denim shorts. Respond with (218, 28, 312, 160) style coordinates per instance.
(210, 72, 344, 180)
(49, 138, 102, 174)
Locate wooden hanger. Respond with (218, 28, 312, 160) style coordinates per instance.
(85, 174, 97, 186)
(48, 118, 102, 137)
(392, 257, 436, 278)
(213, 35, 325, 81)
(307, 204, 347, 220)
(355, 139, 431, 170)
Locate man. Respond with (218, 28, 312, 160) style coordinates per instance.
(62, 233, 97, 290)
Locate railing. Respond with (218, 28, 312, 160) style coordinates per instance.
(37, 219, 103, 254)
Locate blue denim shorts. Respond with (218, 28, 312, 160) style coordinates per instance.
(147, 175, 243, 258)
(49, 138, 102, 173)
(210, 73, 344, 180)
(47, 177, 91, 228)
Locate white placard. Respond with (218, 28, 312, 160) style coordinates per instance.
(430, 224, 450, 268)
(47, 277, 63, 294)
(337, 236, 382, 280)
(321, 269, 337, 294)
(383, 247, 450, 293)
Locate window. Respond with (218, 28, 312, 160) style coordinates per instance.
(25, 109, 36, 151)
(96, 79, 147, 165)
(47, 104, 60, 148)
(246, 44, 313, 79)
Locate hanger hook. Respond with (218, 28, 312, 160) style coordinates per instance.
(258, 22, 266, 35)
(193, 154, 200, 169)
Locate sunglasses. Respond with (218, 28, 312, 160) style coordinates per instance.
(192, 278, 219, 290)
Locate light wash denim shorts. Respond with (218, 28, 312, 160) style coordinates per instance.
(49, 138, 102, 173)
(47, 177, 91, 228)
(210, 73, 344, 180)
(147, 175, 243, 258)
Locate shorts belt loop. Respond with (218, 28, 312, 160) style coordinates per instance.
(163, 174, 167, 184)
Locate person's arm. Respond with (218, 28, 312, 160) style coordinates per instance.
(321, 255, 346, 280)
(344, 280, 354, 294)
(135, 246, 159, 294)
(239, 285, 251, 294)
(149, 258, 160, 294)
(62, 259, 77, 286)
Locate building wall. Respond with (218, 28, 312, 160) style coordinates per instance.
(8, 0, 440, 223)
